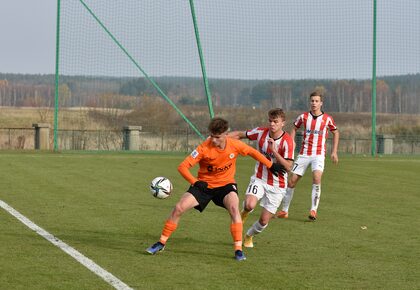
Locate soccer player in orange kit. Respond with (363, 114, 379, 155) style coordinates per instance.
(146, 117, 284, 261)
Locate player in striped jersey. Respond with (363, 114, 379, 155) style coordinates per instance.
(276, 91, 339, 221)
(229, 108, 294, 248)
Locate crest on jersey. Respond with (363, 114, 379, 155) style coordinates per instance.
(229, 153, 235, 159)
(191, 150, 199, 159)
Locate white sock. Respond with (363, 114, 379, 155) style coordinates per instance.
(281, 187, 295, 212)
(246, 221, 267, 237)
(311, 184, 321, 211)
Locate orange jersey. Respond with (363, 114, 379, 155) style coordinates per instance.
(178, 137, 273, 188)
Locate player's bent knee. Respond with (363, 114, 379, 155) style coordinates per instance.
(244, 202, 256, 212)
(173, 204, 187, 216)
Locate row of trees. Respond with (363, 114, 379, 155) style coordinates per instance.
(0, 73, 419, 114)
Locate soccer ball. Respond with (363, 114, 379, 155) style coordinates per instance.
(150, 177, 173, 199)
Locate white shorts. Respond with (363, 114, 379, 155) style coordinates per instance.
(292, 155, 325, 176)
(245, 177, 286, 214)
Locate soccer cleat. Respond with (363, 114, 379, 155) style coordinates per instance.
(234, 250, 247, 261)
(276, 210, 289, 219)
(240, 210, 249, 223)
(243, 235, 254, 248)
(146, 241, 165, 254)
(308, 210, 317, 221)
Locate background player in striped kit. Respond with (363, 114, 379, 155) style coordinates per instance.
(229, 108, 294, 248)
(277, 91, 339, 221)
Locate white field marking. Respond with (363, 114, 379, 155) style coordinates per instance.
(0, 200, 133, 290)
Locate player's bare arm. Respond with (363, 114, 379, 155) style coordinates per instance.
(227, 131, 246, 139)
(330, 129, 339, 165)
(289, 126, 298, 148)
(267, 138, 293, 171)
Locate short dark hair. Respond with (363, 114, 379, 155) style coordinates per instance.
(310, 91, 323, 101)
(268, 108, 285, 121)
(208, 117, 229, 135)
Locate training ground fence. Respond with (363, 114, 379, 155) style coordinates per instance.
(1, 2, 418, 154)
(1, 126, 419, 155)
(51, 0, 420, 156)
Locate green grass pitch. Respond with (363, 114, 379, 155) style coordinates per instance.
(0, 151, 419, 289)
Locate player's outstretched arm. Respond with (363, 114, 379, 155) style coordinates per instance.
(243, 143, 284, 176)
(227, 131, 246, 140)
(235, 139, 286, 175)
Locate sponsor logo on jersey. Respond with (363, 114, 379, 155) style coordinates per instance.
(306, 129, 323, 135)
(207, 162, 233, 173)
(191, 150, 199, 158)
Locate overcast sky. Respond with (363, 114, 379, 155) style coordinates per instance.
(0, 0, 56, 74)
(1, 0, 419, 79)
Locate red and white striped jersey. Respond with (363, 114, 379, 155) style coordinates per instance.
(295, 111, 337, 157)
(246, 127, 294, 188)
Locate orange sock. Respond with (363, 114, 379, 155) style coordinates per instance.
(159, 220, 178, 244)
(230, 223, 243, 251)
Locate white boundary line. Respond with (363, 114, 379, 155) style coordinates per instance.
(0, 200, 133, 290)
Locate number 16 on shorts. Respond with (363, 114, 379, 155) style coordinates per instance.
(246, 179, 265, 199)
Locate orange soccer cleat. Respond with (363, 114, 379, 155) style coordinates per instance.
(276, 210, 289, 219)
(308, 210, 317, 221)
